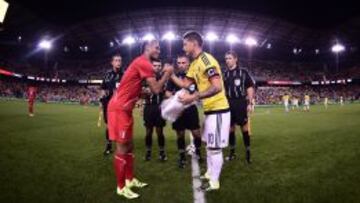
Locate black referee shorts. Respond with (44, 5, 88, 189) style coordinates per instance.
(172, 105, 200, 131)
(143, 104, 166, 128)
(229, 99, 248, 126)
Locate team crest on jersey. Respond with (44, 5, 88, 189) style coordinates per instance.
(207, 68, 216, 77)
(189, 84, 196, 92)
(234, 78, 241, 86)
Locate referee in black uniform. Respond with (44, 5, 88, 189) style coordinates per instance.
(223, 51, 255, 163)
(143, 59, 167, 161)
(166, 54, 202, 168)
(100, 54, 123, 155)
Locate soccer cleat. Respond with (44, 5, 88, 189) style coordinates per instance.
(144, 151, 151, 161)
(246, 149, 251, 164)
(200, 171, 210, 181)
(29, 113, 34, 117)
(159, 151, 168, 162)
(199, 180, 220, 192)
(178, 158, 186, 169)
(225, 153, 236, 161)
(116, 186, 140, 199)
(126, 178, 148, 188)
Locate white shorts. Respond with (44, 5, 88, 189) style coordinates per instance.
(202, 111, 230, 149)
(304, 101, 310, 106)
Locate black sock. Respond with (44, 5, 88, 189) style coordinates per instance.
(194, 137, 201, 155)
(145, 128, 153, 151)
(105, 129, 112, 148)
(242, 131, 250, 150)
(177, 136, 186, 158)
(157, 128, 165, 152)
(229, 131, 236, 153)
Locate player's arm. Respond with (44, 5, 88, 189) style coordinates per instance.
(170, 74, 192, 89)
(145, 64, 173, 94)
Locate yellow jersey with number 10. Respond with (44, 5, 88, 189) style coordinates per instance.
(186, 52, 229, 114)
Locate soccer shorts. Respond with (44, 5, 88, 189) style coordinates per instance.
(202, 110, 230, 149)
(143, 104, 166, 128)
(229, 99, 248, 126)
(172, 105, 200, 131)
(108, 109, 133, 143)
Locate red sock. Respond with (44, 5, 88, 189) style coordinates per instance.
(125, 153, 134, 180)
(29, 103, 33, 114)
(114, 153, 127, 189)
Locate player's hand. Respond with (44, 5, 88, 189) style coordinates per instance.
(179, 91, 196, 105)
(162, 64, 174, 75)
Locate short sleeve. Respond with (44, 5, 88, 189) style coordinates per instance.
(244, 70, 255, 89)
(185, 65, 196, 81)
(138, 59, 155, 79)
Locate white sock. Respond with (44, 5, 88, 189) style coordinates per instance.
(206, 149, 212, 176)
(210, 149, 223, 183)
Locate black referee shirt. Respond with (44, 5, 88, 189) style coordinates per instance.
(144, 73, 165, 106)
(101, 68, 123, 102)
(166, 71, 198, 94)
(223, 66, 255, 100)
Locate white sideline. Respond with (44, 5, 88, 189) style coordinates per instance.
(190, 133, 206, 203)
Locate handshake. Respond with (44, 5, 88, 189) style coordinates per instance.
(161, 63, 174, 76)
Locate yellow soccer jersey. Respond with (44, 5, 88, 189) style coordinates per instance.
(186, 52, 229, 113)
(305, 95, 310, 102)
(283, 95, 289, 102)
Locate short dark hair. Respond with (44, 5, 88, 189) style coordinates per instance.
(225, 50, 238, 59)
(183, 31, 203, 47)
(151, 58, 161, 63)
(141, 39, 159, 53)
(112, 53, 122, 60)
(177, 54, 190, 61)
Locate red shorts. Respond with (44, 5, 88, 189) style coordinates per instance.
(107, 109, 133, 144)
(28, 99, 34, 105)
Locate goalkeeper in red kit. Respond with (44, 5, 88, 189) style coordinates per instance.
(107, 39, 173, 199)
(27, 85, 37, 117)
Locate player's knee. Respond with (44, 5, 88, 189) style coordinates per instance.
(176, 130, 185, 138)
(191, 129, 201, 138)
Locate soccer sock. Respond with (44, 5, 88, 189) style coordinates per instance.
(114, 153, 127, 189)
(156, 128, 165, 152)
(28, 104, 33, 114)
(242, 131, 250, 150)
(229, 131, 236, 153)
(206, 149, 212, 176)
(124, 153, 134, 181)
(105, 129, 112, 147)
(210, 149, 223, 183)
(177, 136, 186, 158)
(145, 128, 153, 152)
(194, 137, 202, 155)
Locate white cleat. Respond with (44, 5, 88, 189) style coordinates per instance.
(116, 186, 140, 199)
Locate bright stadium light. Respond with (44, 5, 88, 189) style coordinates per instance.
(331, 43, 345, 53)
(205, 32, 219, 42)
(226, 34, 240, 44)
(122, 36, 136, 45)
(245, 37, 258, 47)
(266, 43, 272, 49)
(315, 49, 320, 54)
(142, 33, 156, 41)
(38, 40, 52, 50)
(109, 41, 114, 47)
(162, 32, 176, 41)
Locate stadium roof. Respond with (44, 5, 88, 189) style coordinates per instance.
(1, 0, 359, 56)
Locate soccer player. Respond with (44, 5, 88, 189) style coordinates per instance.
(283, 93, 290, 112)
(99, 54, 124, 155)
(324, 97, 328, 109)
(304, 94, 310, 111)
(166, 54, 202, 168)
(223, 51, 255, 163)
(107, 39, 173, 199)
(27, 85, 37, 117)
(340, 96, 344, 106)
(143, 59, 167, 162)
(172, 31, 230, 191)
(291, 96, 299, 110)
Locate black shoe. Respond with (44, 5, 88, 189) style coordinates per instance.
(225, 153, 236, 161)
(144, 151, 151, 161)
(246, 149, 251, 164)
(159, 151, 168, 162)
(103, 149, 112, 156)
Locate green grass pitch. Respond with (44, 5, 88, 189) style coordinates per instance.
(0, 100, 360, 203)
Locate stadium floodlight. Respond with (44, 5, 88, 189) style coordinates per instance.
(331, 43, 345, 53)
(142, 33, 156, 41)
(18, 36, 22, 42)
(205, 32, 219, 42)
(293, 48, 298, 54)
(109, 41, 114, 47)
(315, 49, 320, 54)
(162, 32, 176, 41)
(38, 39, 52, 50)
(226, 34, 240, 44)
(266, 43, 272, 49)
(122, 36, 136, 45)
(244, 37, 258, 47)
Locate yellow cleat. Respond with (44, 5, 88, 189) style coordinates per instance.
(116, 186, 140, 199)
(199, 171, 210, 180)
(200, 180, 220, 192)
(126, 178, 148, 188)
